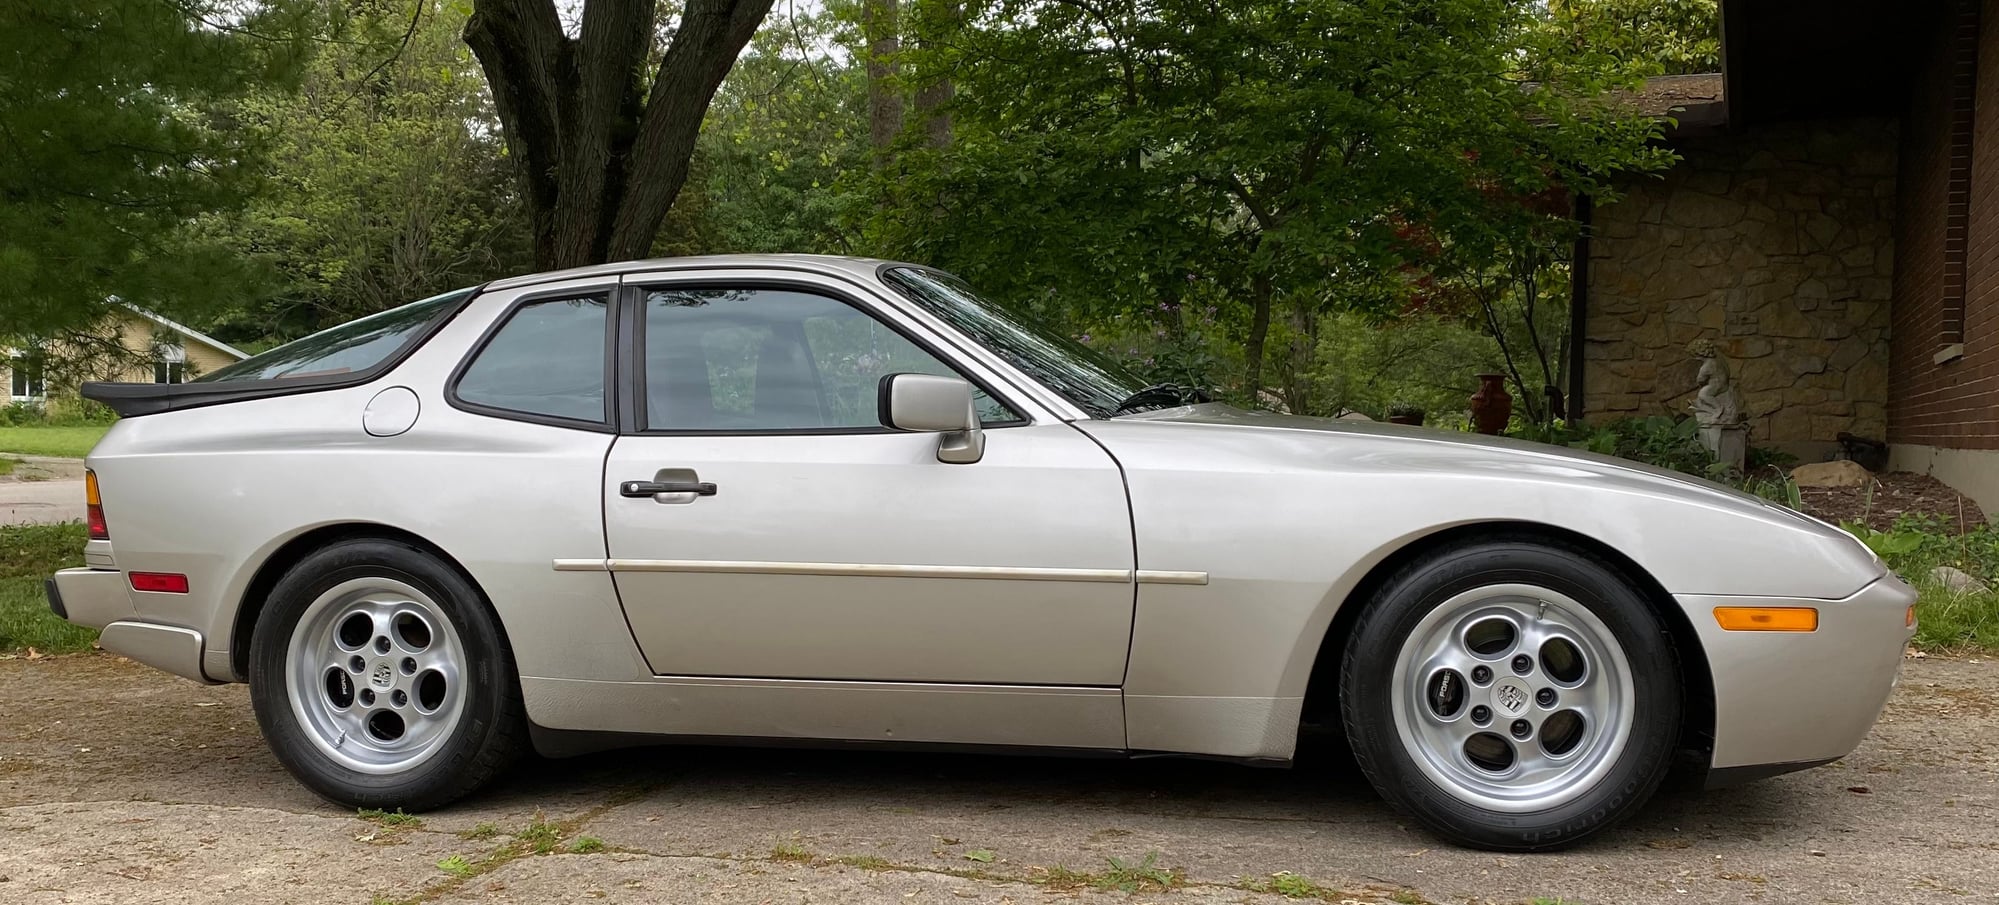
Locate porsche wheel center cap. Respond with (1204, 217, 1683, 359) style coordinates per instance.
(1494, 679, 1531, 716)
(371, 663, 394, 689)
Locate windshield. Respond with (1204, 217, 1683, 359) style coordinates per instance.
(880, 268, 1145, 418)
(197, 288, 473, 383)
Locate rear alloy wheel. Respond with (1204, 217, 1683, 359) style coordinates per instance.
(1341, 538, 1680, 850)
(250, 539, 525, 810)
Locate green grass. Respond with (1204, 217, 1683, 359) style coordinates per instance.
(0, 522, 96, 653)
(1847, 516, 1999, 653)
(0, 424, 112, 459)
(0, 458, 15, 477)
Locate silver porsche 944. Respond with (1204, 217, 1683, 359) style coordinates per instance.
(48, 255, 1914, 850)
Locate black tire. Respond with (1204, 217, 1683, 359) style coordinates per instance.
(249, 538, 526, 810)
(1339, 536, 1681, 851)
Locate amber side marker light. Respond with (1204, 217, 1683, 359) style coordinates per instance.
(84, 470, 108, 540)
(1714, 606, 1819, 632)
(1907, 604, 1918, 629)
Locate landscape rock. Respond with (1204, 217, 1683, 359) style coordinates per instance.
(1791, 459, 1873, 488)
(1930, 566, 1992, 595)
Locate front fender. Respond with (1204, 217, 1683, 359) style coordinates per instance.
(1080, 419, 1882, 759)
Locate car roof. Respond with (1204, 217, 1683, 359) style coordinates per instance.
(482, 254, 904, 292)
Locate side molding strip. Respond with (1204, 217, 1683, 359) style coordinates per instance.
(551, 559, 1208, 585)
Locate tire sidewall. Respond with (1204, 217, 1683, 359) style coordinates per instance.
(249, 539, 515, 809)
(1343, 542, 1682, 850)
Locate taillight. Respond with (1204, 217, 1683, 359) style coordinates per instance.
(85, 470, 108, 540)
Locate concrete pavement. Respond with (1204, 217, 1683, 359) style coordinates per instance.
(0, 654, 1994, 904)
(0, 456, 86, 526)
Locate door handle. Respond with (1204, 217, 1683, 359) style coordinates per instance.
(620, 480, 717, 497)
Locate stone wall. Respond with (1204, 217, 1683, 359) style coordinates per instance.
(1584, 118, 1898, 455)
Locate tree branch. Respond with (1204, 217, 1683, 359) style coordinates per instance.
(606, 0, 774, 261)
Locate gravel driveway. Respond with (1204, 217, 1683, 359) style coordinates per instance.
(0, 654, 1993, 904)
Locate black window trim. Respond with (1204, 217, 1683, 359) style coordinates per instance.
(84, 285, 486, 418)
(622, 278, 1032, 437)
(445, 284, 621, 434)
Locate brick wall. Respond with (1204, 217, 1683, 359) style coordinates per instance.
(1891, 0, 1999, 449)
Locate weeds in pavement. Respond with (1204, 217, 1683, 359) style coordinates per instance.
(771, 841, 814, 862)
(435, 855, 474, 878)
(1036, 853, 1179, 893)
(457, 823, 499, 841)
(569, 836, 605, 854)
(518, 815, 564, 854)
(358, 808, 422, 829)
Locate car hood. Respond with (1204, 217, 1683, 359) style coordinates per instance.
(1114, 403, 1821, 523)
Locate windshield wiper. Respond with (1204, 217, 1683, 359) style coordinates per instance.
(1112, 383, 1212, 415)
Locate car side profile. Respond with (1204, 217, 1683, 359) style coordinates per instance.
(47, 255, 1915, 851)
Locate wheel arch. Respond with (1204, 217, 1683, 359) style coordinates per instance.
(1299, 521, 1715, 762)
(228, 522, 494, 682)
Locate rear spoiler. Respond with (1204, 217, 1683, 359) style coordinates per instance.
(82, 376, 359, 418)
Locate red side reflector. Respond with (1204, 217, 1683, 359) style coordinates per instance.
(128, 572, 190, 594)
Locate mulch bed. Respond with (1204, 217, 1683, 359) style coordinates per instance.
(1797, 471, 1988, 532)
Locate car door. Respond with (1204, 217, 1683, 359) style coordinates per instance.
(599, 272, 1136, 686)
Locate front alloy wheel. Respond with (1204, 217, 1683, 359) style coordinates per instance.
(1341, 537, 1681, 851)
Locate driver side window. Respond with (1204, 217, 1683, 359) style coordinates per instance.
(640, 288, 1020, 432)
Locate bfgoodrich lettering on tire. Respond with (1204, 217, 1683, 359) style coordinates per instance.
(1339, 536, 1681, 851)
(249, 538, 526, 810)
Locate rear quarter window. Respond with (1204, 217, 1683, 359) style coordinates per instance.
(197, 288, 474, 383)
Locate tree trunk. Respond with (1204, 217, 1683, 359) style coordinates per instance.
(1244, 272, 1273, 400)
(862, 0, 903, 161)
(465, 0, 774, 271)
(911, 0, 959, 148)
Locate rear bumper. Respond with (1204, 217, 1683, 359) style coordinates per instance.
(49, 567, 134, 629)
(1685, 575, 1916, 776)
(49, 568, 217, 684)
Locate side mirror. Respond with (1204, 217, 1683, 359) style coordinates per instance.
(879, 373, 985, 464)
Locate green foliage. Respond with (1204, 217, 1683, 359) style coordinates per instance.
(863, 0, 1672, 402)
(1843, 515, 1999, 652)
(658, 5, 870, 257)
(1095, 853, 1178, 893)
(204, 2, 528, 346)
(517, 817, 563, 854)
(1547, 0, 1721, 76)
(0, 523, 97, 654)
(435, 854, 475, 878)
(0, 1, 313, 340)
(358, 808, 423, 828)
(1569, 415, 1711, 475)
(568, 836, 605, 854)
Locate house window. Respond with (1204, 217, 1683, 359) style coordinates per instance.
(9, 356, 45, 400)
(154, 344, 187, 384)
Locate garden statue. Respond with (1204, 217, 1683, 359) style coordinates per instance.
(1687, 338, 1747, 471)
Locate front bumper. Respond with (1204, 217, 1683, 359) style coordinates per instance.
(48, 568, 216, 685)
(1685, 574, 1916, 780)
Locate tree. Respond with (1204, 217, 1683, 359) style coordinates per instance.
(0, 1, 309, 341)
(866, 0, 1671, 404)
(1548, 0, 1721, 76)
(207, 1, 530, 344)
(655, 2, 871, 256)
(463, 0, 777, 270)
